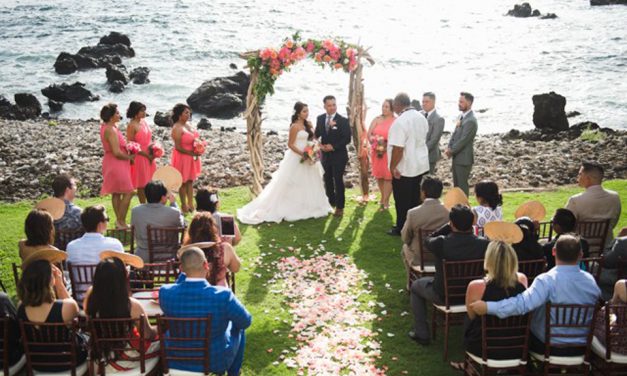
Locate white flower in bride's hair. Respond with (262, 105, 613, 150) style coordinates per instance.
(210, 194, 218, 203)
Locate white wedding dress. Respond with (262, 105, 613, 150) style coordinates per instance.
(237, 130, 332, 224)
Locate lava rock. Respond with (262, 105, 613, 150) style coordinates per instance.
(48, 100, 63, 112)
(53, 54, 78, 74)
(129, 67, 150, 84)
(540, 13, 558, 19)
(220, 126, 236, 132)
(186, 71, 250, 118)
(99, 31, 131, 47)
(106, 64, 128, 85)
(507, 3, 534, 17)
(590, 0, 627, 4)
(154, 111, 173, 127)
(0, 96, 12, 118)
(41, 82, 99, 103)
(566, 111, 581, 118)
(78, 43, 135, 60)
(14, 93, 42, 119)
(267, 130, 278, 136)
(229, 63, 238, 70)
(197, 118, 212, 130)
(109, 80, 126, 93)
(532, 92, 569, 131)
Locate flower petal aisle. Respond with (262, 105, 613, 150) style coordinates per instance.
(271, 251, 386, 375)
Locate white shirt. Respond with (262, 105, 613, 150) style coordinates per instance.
(387, 108, 429, 177)
(67, 232, 125, 265)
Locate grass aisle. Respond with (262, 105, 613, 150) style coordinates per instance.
(1, 180, 626, 375)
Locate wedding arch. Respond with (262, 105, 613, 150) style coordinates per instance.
(240, 33, 374, 196)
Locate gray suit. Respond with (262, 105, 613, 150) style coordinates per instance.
(423, 110, 445, 174)
(131, 203, 184, 261)
(447, 110, 478, 196)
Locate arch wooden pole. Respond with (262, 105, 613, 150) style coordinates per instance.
(243, 69, 264, 196)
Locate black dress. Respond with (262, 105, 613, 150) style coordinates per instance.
(0, 293, 22, 368)
(464, 281, 527, 359)
(17, 301, 88, 372)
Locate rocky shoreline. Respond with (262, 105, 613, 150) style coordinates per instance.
(0, 118, 625, 202)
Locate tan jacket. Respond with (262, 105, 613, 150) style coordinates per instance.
(401, 199, 450, 264)
(566, 185, 622, 244)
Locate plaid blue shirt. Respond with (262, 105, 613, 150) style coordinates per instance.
(159, 275, 251, 373)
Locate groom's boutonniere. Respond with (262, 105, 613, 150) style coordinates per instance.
(456, 117, 462, 128)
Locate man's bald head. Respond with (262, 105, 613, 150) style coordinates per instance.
(180, 247, 208, 278)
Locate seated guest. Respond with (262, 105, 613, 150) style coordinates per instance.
(512, 217, 544, 261)
(450, 241, 528, 371)
(67, 205, 124, 265)
(131, 180, 184, 261)
(18, 209, 59, 261)
(542, 208, 589, 269)
(182, 212, 241, 288)
(598, 227, 627, 300)
(0, 292, 22, 370)
(566, 161, 621, 245)
(408, 204, 490, 345)
(159, 247, 251, 376)
(593, 279, 627, 356)
(196, 187, 241, 246)
(472, 181, 503, 228)
(52, 174, 82, 232)
(470, 235, 601, 356)
(400, 176, 449, 276)
(84, 257, 159, 368)
(17, 257, 87, 371)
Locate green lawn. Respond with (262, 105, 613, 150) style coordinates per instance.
(1, 180, 626, 375)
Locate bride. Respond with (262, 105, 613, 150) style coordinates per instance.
(237, 102, 333, 224)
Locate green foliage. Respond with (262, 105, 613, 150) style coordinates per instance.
(579, 126, 606, 142)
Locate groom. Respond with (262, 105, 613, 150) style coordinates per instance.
(315, 95, 351, 217)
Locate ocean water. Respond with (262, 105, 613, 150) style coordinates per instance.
(0, 0, 625, 134)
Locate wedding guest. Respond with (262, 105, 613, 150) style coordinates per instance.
(0, 292, 22, 370)
(449, 241, 528, 371)
(512, 217, 544, 261)
(126, 101, 156, 204)
(593, 279, 627, 355)
(171, 103, 202, 213)
(388, 93, 429, 236)
(367, 98, 395, 210)
(446, 92, 478, 196)
(542, 208, 589, 269)
(100, 103, 134, 229)
(472, 181, 503, 228)
(566, 161, 622, 245)
(182, 212, 241, 288)
(196, 187, 241, 245)
(598, 228, 627, 300)
(51, 174, 82, 232)
(18, 209, 59, 261)
(17, 258, 87, 372)
(421, 92, 445, 174)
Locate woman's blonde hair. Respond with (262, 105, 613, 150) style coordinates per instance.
(484, 241, 519, 288)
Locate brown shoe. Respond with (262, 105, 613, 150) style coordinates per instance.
(334, 208, 344, 217)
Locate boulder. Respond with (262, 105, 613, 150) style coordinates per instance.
(154, 111, 173, 127)
(14, 93, 42, 119)
(197, 118, 212, 130)
(48, 100, 63, 112)
(229, 63, 238, 70)
(566, 111, 581, 118)
(106, 64, 128, 84)
(78, 43, 135, 59)
(41, 82, 99, 103)
(99, 31, 131, 47)
(129, 67, 150, 84)
(0, 96, 12, 118)
(186, 71, 250, 118)
(109, 80, 126, 93)
(591, 0, 627, 4)
(532, 92, 569, 132)
(507, 3, 534, 17)
(54, 51, 122, 74)
(540, 13, 558, 19)
(53, 54, 78, 74)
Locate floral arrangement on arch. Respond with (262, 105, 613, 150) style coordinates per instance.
(248, 32, 360, 102)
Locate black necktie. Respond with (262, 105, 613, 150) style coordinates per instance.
(423, 112, 428, 119)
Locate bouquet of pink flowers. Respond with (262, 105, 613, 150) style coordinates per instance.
(374, 136, 386, 158)
(148, 143, 164, 158)
(125, 141, 141, 164)
(192, 138, 207, 160)
(300, 141, 320, 164)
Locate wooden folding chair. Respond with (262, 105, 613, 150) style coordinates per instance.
(432, 258, 485, 360)
(146, 226, 185, 263)
(105, 226, 135, 254)
(157, 315, 214, 375)
(537, 221, 554, 243)
(580, 257, 603, 283)
(129, 263, 172, 294)
(529, 302, 599, 376)
(54, 228, 85, 251)
(11, 264, 20, 291)
(408, 229, 437, 289)
(1, 316, 26, 376)
(464, 312, 532, 375)
(576, 220, 610, 257)
(67, 263, 98, 305)
(518, 259, 547, 285)
(591, 304, 627, 375)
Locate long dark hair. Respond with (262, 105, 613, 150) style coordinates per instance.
(474, 181, 503, 210)
(291, 101, 313, 140)
(183, 212, 225, 285)
(87, 257, 131, 319)
(24, 209, 55, 246)
(18, 260, 55, 307)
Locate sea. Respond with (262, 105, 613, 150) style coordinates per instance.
(0, 0, 625, 134)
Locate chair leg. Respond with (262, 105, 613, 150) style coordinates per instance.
(443, 313, 450, 361)
(431, 307, 437, 340)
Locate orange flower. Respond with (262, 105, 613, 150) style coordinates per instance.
(285, 40, 294, 49)
(323, 55, 332, 62)
(334, 63, 343, 69)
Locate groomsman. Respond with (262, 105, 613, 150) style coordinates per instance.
(446, 92, 478, 196)
(421, 92, 445, 174)
(387, 93, 430, 236)
(315, 95, 351, 217)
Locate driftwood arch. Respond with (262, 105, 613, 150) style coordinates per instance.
(240, 34, 374, 196)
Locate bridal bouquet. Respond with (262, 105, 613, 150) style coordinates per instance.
(300, 142, 320, 164)
(148, 142, 164, 159)
(125, 141, 141, 164)
(192, 138, 207, 160)
(374, 136, 386, 158)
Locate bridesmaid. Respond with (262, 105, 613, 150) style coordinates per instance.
(367, 99, 396, 210)
(126, 101, 156, 203)
(170, 103, 201, 213)
(100, 103, 134, 229)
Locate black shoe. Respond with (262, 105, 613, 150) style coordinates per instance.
(387, 227, 401, 236)
(408, 330, 430, 346)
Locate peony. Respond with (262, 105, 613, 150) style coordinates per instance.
(149, 143, 164, 158)
(285, 40, 294, 49)
(305, 41, 315, 53)
(334, 63, 343, 69)
(323, 55, 332, 63)
(125, 141, 141, 155)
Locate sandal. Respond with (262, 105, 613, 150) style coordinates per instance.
(449, 361, 466, 372)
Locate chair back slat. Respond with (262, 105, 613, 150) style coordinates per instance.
(544, 303, 598, 358)
(537, 221, 554, 242)
(89, 316, 147, 374)
(54, 229, 85, 251)
(576, 220, 610, 257)
(600, 304, 627, 361)
(11, 263, 21, 292)
(580, 257, 603, 282)
(19, 319, 82, 376)
(129, 263, 172, 294)
(480, 312, 532, 363)
(105, 226, 135, 254)
(146, 226, 185, 263)
(518, 259, 546, 285)
(68, 264, 98, 304)
(157, 316, 212, 374)
(442, 259, 485, 308)
(418, 229, 436, 270)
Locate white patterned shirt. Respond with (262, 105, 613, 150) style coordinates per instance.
(473, 205, 503, 227)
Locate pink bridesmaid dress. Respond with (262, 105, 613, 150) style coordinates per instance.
(100, 124, 134, 195)
(370, 117, 394, 180)
(130, 119, 157, 189)
(171, 129, 201, 181)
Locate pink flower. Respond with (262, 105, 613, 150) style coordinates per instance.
(305, 41, 315, 53)
(148, 142, 164, 158)
(125, 141, 141, 155)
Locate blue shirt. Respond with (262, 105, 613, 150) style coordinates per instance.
(487, 265, 600, 344)
(159, 275, 252, 373)
(53, 199, 82, 231)
(66, 233, 124, 265)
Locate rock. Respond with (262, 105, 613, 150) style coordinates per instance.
(267, 130, 278, 136)
(53, 54, 78, 74)
(532, 92, 569, 131)
(106, 64, 128, 84)
(78, 43, 135, 59)
(109, 80, 126, 93)
(154, 111, 173, 127)
(531, 9, 541, 16)
(186, 71, 250, 118)
(129, 67, 150, 84)
(220, 126, 236, 132)
(410, 99, 422, 111)
(229, 63, 238, 70)
(41, 82, 99, 103)
(48, 100, 63, 112)
(0, 95, 14, 119)
(197, 118, 212, 130)
(99, 31, 131, 47)
(540, 13, 558, 19)
(566, 111, 581, 118)
(13, 93, 42, 119)
(477, 108, 489, 113)
(507, 3, 534, 17)
(590, 0, 627, 5)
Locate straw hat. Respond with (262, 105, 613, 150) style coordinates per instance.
(443, 187, 469, 210)
(484, 221, 524, 244)
(153, 166, 183, 192)
(100, 250, 145, 269)
(177, 242, 217, 258)
(514, 200, 546, 222)
(35, 197, 66, 220)
(22, 248, 67, 269)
